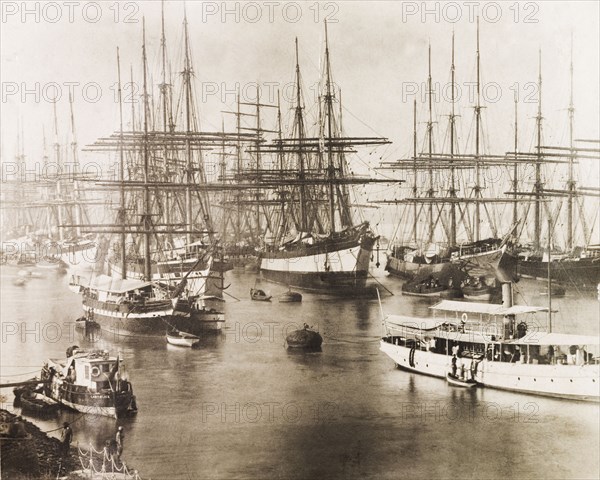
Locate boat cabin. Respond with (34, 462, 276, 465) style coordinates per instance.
(46, 348, 121, 392)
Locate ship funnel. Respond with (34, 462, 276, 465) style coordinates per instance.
(501, 282, 513, 308)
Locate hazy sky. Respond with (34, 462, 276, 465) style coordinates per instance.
(1, 0, 599, 227)
(2, 1, 598, 149)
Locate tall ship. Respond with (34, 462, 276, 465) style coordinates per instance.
(512, 44, 600, 287)
(257, 24, 391, 294)
(70, 13, 238, 335)
(379, 23, 518, 283)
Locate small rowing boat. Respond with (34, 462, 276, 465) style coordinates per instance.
(20, 392, 60, 415)
(446, 373, 477, 388)
(250, 288, 272, 302)
(166, 330, 201, 348)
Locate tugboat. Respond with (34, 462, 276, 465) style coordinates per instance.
(40, 346, 137, 418)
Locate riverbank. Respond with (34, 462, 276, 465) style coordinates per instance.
(0, 409, 141, 479)
(1, 408, 80, 478)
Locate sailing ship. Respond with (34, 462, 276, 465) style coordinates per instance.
(257, 23, 391, 294)
(70, 13, 238, 335)
(380, 24, 519, 285)
(511, 42, 600, 287)
(0, 98, 99, 273)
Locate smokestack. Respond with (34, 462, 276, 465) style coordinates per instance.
(502, 282, 513, 308)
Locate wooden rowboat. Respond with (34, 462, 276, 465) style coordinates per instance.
(250, 288, 272, 302)
(166, 330, 200, 348)
(446, 373, 477, 388)
(20, 392, 60, 414)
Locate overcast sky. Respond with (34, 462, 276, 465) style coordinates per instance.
(1, 1, 599, 191)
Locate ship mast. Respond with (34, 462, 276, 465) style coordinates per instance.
(68, 91, 83, 238)
(534, 49, 543, 251)
(52, 100, 64, 242)
(159, 1, 172, 233)
(513, 92, 519, 229)
(324, 20, 336, 233)
(448, 31, 457, 247)
(115, 48, 127, 279)
(294, 37, 307, 232)
(426, 42, 434, 243)
(182, 11, 194, 246)
(412, 99, 418, 245)
(474, 16, 482, 242)
(567, 34, 575, 251)
(141, 18, 152, 280)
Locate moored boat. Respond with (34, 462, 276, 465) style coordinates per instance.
(250, 288, 272, 302)
(380, 299, 600, 401)
(446, 373, 477, 388)
(286, 324, 323, 349)
(40, 346, 137, 418)
(19, 392, 60, 415)
(166, 330, 200, 347)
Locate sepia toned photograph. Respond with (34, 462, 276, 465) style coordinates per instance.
(1, 1, 599, 479)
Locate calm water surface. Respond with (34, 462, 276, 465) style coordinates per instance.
(1, 265, 599, 479)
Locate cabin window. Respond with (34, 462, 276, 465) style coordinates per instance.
(85, 365, 90, 379)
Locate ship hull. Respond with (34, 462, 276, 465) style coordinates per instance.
(260, 234, 375, 294)
(385, 255, 447, 280)
(518, 258, 600, 287)
(380, 340, 600, 401)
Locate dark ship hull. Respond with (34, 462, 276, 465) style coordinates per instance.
(518, 257, 600, 287)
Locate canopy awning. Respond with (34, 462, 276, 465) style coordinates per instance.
(90, 274, 151, 294)
(385, 314, 458, 331)
(515, 331, 600, 346)
(431, 300, 549, 316)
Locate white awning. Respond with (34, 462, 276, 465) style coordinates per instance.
(89, 274, 151, 294)
(516, 331, 600, 346)
(385, 314, 458, 330)
(431, 300, 549, 316)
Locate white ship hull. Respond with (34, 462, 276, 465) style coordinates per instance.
(380, 340, 600, 401)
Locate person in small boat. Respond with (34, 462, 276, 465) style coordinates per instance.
(60, 422, 73, 457)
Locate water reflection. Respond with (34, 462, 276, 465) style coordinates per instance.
(1, 267, 599, 479)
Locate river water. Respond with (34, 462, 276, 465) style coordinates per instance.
(1, 264, 599, 479)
